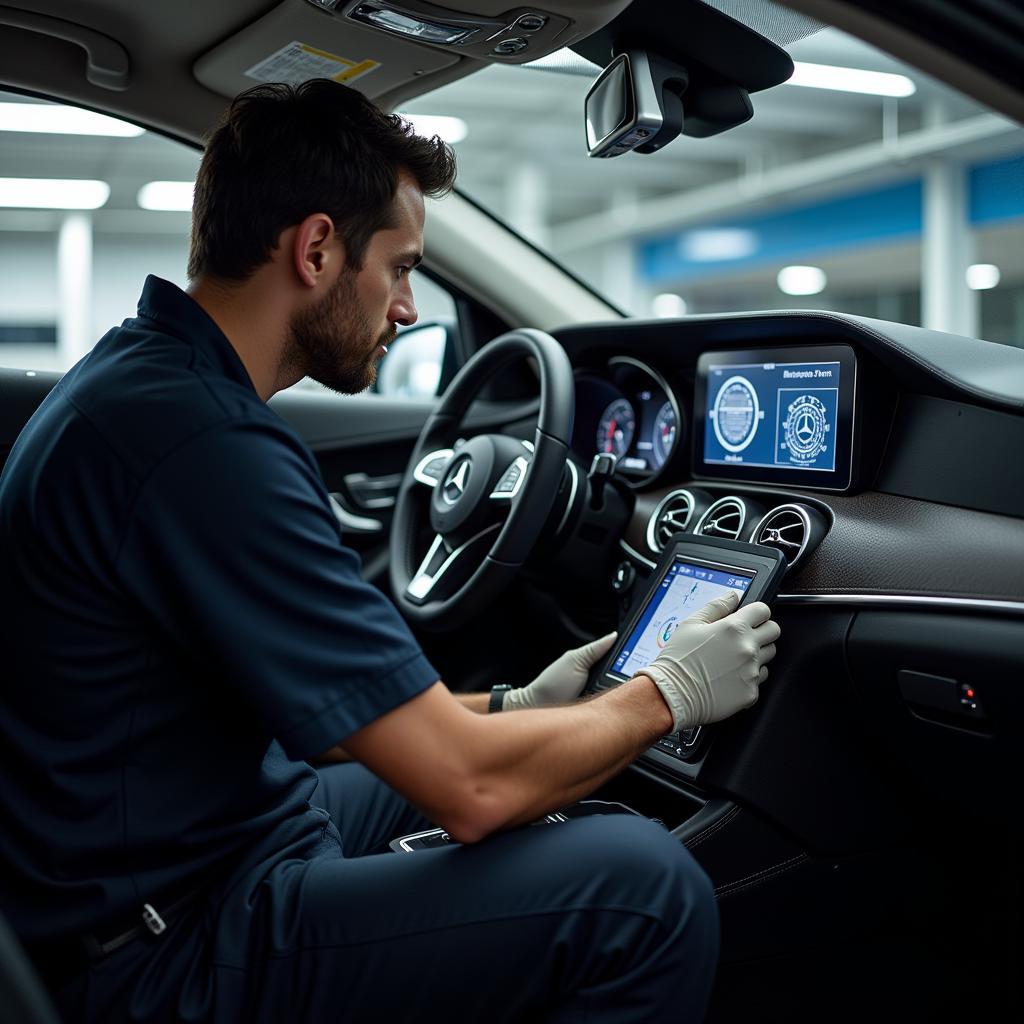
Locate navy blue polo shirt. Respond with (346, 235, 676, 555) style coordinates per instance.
(0, 276, 439, 945)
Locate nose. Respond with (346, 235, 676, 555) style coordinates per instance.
(390, 277, 418, 327)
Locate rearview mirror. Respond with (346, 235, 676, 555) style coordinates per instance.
(585, 51, 687, 159)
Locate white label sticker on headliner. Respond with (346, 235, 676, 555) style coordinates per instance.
(245, 42, 380, 86)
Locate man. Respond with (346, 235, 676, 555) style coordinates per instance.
(0, 80, 780, 1022)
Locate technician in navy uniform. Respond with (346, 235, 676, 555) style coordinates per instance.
(0, 80, 780, 1023)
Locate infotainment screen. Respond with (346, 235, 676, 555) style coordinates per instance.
(694, 344, 857, 490)
(609, 557, 755, 681)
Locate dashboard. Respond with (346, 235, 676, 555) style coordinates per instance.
(558, 310, 1024, 600)
(572, 357, 683, 485)
(573, 343, 861, 493)
(553, 310, 1024, 812)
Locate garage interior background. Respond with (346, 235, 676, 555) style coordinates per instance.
(0, 25, 1021, 378)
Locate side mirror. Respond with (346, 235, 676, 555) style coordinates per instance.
(374, 322, 450, 399)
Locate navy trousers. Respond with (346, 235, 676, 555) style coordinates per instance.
(54, 764, 719, 1023)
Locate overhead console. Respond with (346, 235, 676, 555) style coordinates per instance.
(694, 344, 858, 492)
(193, 1, 632, 106)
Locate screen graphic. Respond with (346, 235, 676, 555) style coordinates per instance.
(703, 360, 840, 472)
(611, 560, 754, 680)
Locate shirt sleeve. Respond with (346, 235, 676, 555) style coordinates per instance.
(115, 419, 440, 760)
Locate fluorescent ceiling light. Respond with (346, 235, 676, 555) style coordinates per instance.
(680, 228, 758, 262)
(0, 177, 109, 209)
(137, 181, 194, 212)
(652, 293, 688, 318)
(0, 102, 143, 137)
(777, 265, 827, 296)
(788, 62, 916, 97)
(398, 113, 468, 144)
(966, 263, 1000, 290)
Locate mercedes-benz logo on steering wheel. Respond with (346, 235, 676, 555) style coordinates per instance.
(441, 459, 471, 505)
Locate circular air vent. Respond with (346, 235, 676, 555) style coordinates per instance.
(695, 496, 748, 540)
(752, 503, 815, 568)
(646, 489, 696, 552)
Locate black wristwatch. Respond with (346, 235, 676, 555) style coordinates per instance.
(489, 684, 513, 713)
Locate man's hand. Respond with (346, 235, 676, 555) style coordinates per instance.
(503, 632, 618, 711)
(634, 592, 780, 731)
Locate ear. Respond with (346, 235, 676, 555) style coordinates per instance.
(292, 213, 342, 288)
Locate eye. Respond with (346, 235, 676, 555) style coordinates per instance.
(396, 264, 414, 279)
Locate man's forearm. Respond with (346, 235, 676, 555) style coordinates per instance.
(455, 692, 490, 714)
(312, 692, 486, 761)
(457, 675, 673, 835)
(343, 676, 674, 844)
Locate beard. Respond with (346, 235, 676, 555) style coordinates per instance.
(284, 269, 396, 395)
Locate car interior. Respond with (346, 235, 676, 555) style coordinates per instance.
(1, 0, 1022, 1021)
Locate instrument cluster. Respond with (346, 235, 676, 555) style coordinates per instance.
(572, 357, 686, 486)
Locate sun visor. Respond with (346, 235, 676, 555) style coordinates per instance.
(194, 0, 462, 102)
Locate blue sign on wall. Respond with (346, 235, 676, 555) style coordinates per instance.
(969, 153, 1024, 225)
(639, 151, 1024, 285)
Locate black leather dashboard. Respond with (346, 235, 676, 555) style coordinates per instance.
(555, 310, 1024, 609)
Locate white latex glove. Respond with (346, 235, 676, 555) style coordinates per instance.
(634, 592, 780, 731)
(503, 632, 618, 711)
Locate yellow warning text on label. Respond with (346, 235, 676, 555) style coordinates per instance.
(245, 41, 380, 87)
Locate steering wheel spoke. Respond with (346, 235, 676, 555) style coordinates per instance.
(406, 526, 500, 602)
(412, 448, 454, 488)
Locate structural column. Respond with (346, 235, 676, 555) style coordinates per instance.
(600, 188, 641, 314)
(505, 163, 549, 249)
(56, 212, 93, 369)
(921, 103, 977, 337)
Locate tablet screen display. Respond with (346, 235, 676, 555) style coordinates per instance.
(609, 558, 755, 680)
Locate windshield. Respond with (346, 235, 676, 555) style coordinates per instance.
(402, 25, 1024, 346)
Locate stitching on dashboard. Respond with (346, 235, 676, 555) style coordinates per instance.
(714, 854, 808, 898)
(685, 805, 741, 850)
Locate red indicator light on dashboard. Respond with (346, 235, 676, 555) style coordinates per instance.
(965, 688, 975, 698)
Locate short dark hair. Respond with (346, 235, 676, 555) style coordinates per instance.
(188, 80, 456, 281)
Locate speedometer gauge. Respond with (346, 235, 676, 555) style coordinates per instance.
(651, 401, 677, 468)
(596, 398, 636, 457)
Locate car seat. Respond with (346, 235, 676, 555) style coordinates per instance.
(0, 910, 63, 1024)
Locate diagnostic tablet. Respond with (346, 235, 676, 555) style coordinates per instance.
(594, 533, 786, 692)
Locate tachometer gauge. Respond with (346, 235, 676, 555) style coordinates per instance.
(596, 398, 636, 457)
(651, 401, 677, 468)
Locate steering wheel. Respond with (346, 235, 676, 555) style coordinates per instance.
(390, 329, 574, 630)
